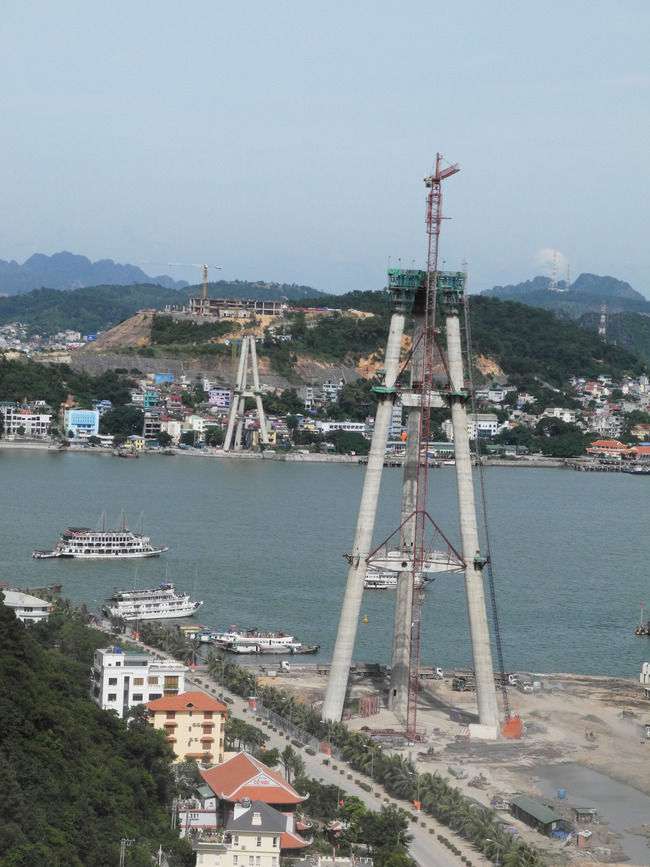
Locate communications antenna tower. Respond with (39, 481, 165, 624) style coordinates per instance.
(548, 251, 559, 292)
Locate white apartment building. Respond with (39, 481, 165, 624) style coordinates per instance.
(90, 646, 186, 718)
(0, 402, 52, 437)
(316, 420, 366, 436)
(443, 413, 500, 441)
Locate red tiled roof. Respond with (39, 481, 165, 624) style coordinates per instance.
(146, 691, 228, 713)
(280, 829, 309, 849)
(200, 752, 305, 805)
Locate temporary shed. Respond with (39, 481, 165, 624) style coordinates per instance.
(510, 795, 564, 836)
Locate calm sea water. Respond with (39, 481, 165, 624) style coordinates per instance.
(2, 449, 648, 679)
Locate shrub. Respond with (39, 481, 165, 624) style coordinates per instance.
(305, 748, 316, 756)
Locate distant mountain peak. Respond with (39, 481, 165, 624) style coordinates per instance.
(0, 251, 188, 294)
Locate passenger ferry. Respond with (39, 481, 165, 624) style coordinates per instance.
(212, 627, 319, 654)
(102, 582, 203, 621)
(32, 511, 168, 559)
(364, 568, 435, 590)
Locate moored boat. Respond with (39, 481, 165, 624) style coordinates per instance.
(212, 626, 319, 654)
(102, 582, 203, 621)
(32, 511, 168, 559)
(364, 568, 435, 590)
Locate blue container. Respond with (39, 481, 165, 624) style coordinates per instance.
(558, 789, 565, 800)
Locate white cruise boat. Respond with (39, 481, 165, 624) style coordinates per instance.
(364, 568, 435, 590)
(32, 511, 168, 559)
(212, 627, 318, 654)
(102, 582, 203, 621)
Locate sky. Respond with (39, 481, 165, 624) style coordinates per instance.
(2, 2, 649, 297)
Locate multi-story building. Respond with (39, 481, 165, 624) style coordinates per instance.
(187, 297, 283, 318)
(208, 385, 232, 408)
(62, 407, 100, 440)
(145, 691, 228, 763)
(192, 799, 309, 866)
(316, 420, 366, 436)
(90, 646, 186, 718)
(0, 402, 52, 437)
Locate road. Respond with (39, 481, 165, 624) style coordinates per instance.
(188, 668, 468, 867)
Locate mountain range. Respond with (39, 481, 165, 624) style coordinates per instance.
(0, 252, 188, 294)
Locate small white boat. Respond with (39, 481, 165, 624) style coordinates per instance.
(102, 582, 202, 621)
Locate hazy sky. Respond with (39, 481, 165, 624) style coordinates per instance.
(2, 2, 649, 296)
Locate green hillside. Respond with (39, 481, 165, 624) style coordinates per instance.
(0, 600, 193, 866)
(0, 280, 324, 337)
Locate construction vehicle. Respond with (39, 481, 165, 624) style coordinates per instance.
(452, 676, 475, 692)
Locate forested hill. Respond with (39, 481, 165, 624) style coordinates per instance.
(0, 600, 193, 865)
(0, 280, 325, 337)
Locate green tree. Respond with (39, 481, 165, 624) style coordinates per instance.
(99, 405, 144, 441)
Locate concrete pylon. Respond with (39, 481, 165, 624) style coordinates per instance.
(223, 335, 269, 452)
(388, 297, 425, 714)
(322, 307, 406, 723)
(441, 279, 499, 737)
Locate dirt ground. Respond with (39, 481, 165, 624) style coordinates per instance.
(253, 665, 650, 863)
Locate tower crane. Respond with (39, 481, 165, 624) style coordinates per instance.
(141, 262, 222, 299)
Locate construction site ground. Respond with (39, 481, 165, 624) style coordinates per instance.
(246, 663, 650, 865)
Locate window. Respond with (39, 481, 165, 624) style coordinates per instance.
(108, 677, 118, 686)
(248, 857, 253, 866)
(166, 711, 176, 719)
(272, 837, 279, 848)
(203, 710, 213, 719)
(107, 693, 117, 701)
(201, 740, 212, 751)
(272, 858, 277, 867)
(255, 857, 260, 866)
(232, 858, 238, 866)
(148, 676, 158, 685)
(256, 836, 262, 847)
(164, 675, 179, 691)
(133, 693, 143, 701)
(133, 677, 144, 686)
(233, 836, 239, 846)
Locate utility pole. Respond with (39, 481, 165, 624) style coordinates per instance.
(119, 838, 134, 867)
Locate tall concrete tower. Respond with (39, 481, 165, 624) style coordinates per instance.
(324, 160, 502, 739)
(223, 335, 269, 452)
(437, 271, 499, 737)
(321, 277, 412, 723)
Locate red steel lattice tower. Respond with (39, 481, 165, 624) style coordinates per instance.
(406, 155, 460, 735)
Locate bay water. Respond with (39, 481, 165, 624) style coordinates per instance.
(2, 449, 649, 680)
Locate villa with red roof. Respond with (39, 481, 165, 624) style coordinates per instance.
(199, 751, 307, 827)
(145, 690, 227, 763)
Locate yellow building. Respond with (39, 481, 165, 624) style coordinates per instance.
(146, 690, 228, 763)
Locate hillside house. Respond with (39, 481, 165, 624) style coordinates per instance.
(145, 691, 228, 764)
(91, 646, 186, 718)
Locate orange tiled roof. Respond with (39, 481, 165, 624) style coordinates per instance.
(146, 690, 228, 713)
(200, 752, 305, 805)
(280, 829, 309, 849)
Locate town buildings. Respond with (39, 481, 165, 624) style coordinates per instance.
(145, 690, 228, 764)
(90, 646, 186, 718)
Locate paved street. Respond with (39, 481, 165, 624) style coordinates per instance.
(187, 667, 475, 867)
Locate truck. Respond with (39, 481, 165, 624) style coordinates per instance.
(452, 676, 476, 692)
(418, 666, 444, 679)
